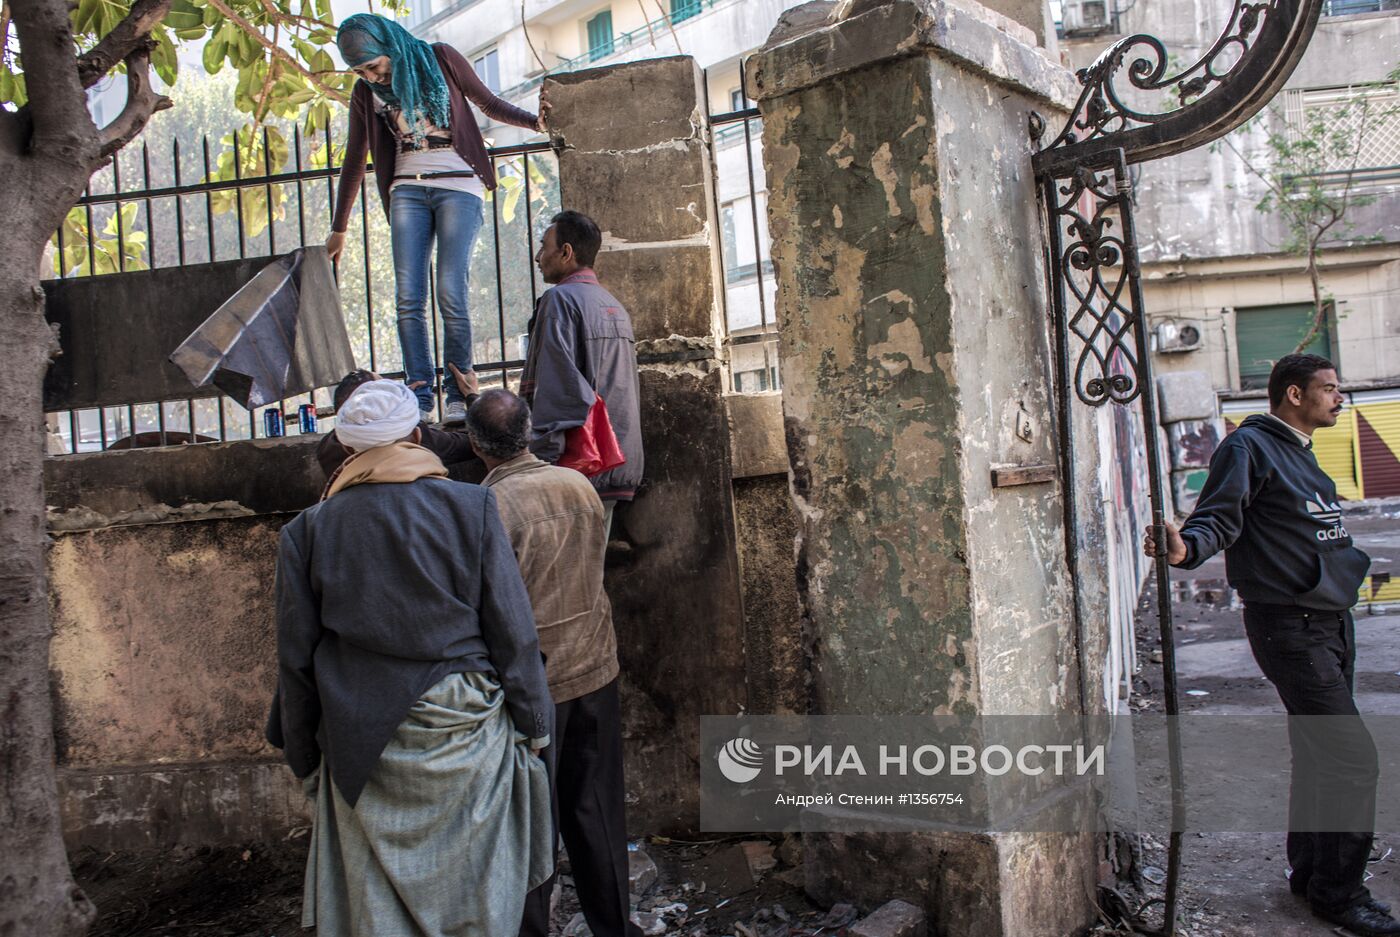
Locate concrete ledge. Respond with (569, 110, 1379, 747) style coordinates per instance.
(726, 392, 789, 479)
(59, 760, 308, 852)
(744, 0, 1076, 108)
(45, 435, 324, 531)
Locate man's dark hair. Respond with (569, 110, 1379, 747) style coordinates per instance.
(333, 369, 377, 411)
(466, 389, 532, 459)
(551, 210, 602, 268)
(1268, 353, 1336, 408)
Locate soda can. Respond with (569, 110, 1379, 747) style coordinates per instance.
(263, 406, 285, 437)
(298, 403, 318, 435)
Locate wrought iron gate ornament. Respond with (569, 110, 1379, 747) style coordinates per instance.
(1032, 2, 1325, 934)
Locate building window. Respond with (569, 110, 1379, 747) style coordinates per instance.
(1234, 303, 1337, 390)
(671, 0, 702, 22)
(1322, 0, 1397, 15)
(1281, 83, 1400, 183)
(586, 10, 614, 61)
(472, 48, 500, 93)
(729, 87, 745, 112)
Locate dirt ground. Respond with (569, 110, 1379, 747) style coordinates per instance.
(1103, 506, 1400, 937)
(73, 836, 826, 937)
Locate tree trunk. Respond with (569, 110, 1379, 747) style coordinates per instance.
(0, 244, 95, 935)
(1293, 239, 1328, 355)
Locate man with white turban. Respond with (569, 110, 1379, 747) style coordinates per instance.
(268, 379, 555, 936)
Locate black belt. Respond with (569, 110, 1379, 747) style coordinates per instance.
(392, 170, 477, 181)
(399, 138, 453, 153)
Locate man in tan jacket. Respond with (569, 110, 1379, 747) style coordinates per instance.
(466, 389, 637, 937)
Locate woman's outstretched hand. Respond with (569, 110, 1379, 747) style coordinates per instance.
(535, 87, 552, 134)
(326, 230, 347, 263)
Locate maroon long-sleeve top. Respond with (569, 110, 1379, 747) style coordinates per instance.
(331, 43, 539, 233)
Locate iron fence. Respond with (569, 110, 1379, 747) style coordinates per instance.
(45, 61, 781, 454)
(45, 124, 559, 454)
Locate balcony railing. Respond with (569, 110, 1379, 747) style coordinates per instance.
(499, 0, 733, 101)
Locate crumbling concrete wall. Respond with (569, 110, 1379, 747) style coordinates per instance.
(45, 437, 325, 850)
(748, 1, 1098, 933)
(540, 56, 789, 831)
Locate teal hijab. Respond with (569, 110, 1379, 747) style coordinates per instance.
(336, 14, 450, 142)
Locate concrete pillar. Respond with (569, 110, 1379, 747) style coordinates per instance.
(545, 58, 748, 831)
(748, 2, 1094, 934)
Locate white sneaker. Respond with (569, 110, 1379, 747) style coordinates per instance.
(443, 400, 468, 425)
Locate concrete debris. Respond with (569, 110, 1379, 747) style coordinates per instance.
(776, 834, 803, 868)
(691, 844, 757, 894)
(742, 840, 779, 876)
(631, 909, 668, 936)
(564, 911, 592, 937)
(630, 848, 660, 896)
(821, 903, 860, 929)
(850, 900, 927, 937)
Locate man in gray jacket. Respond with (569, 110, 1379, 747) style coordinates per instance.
(521, 210, 643, 532)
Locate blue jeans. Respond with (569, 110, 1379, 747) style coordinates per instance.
(390, 185, 484, 410)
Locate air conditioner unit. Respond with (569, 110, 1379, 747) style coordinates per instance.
(1155, 320, 1203, 354)
(1062, 0, 1111, 33)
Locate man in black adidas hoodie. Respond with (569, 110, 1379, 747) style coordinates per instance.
(1147, 354, 1392, 935)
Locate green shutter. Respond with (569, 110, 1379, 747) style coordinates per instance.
(1234, 303, 1334, 390)
(586, 11, 613, 60)
(671, 0, 702, 21)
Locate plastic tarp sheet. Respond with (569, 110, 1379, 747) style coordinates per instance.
(169, 247, 355, 409)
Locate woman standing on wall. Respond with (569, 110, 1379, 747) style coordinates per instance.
(328, 14, 548, 423)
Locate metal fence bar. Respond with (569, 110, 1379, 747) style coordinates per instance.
(113, 157, 125, 273)
(294, 125, 307, 248)
(263, 125, 277, 256)
(233, 132, 247, 258)
(360, 177, 376, 372)
(142, 144, 155, 266)
(202, 136, 216, 263)
(490, 155, 508, 389)
(174, 140, 187, 266)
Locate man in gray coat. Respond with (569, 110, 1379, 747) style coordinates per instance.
(269, 379, 554, 935)
(521, 210, 643, 532)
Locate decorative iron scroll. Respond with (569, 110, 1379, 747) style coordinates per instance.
(1033, 0, 1324, 178)
(1044, 162, 1143, 407)
(1032, 5, 1327, 933)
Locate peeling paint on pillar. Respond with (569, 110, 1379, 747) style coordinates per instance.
(749, 2, 1095, 934)
(762, 54, 975, 718)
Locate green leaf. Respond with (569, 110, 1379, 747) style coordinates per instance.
(203, 30, 228, 74)
(151, 30, 180, 86)
(165, 0, 206, 31)
(0, 68, 28, 108)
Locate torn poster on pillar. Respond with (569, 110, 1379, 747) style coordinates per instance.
(169, 247, 354, 409)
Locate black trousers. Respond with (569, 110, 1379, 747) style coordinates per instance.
(520, 678, 636, 937)
(1244, 604, 1379, 913)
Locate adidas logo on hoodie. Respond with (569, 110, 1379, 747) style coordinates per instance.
(1306, 492, 1348, 541)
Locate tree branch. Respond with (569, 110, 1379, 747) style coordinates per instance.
(257, 0, 327, 33)
(203, 0, 348, 105)
(75, 0, 171, 89)
(98, 43, 171, 157)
